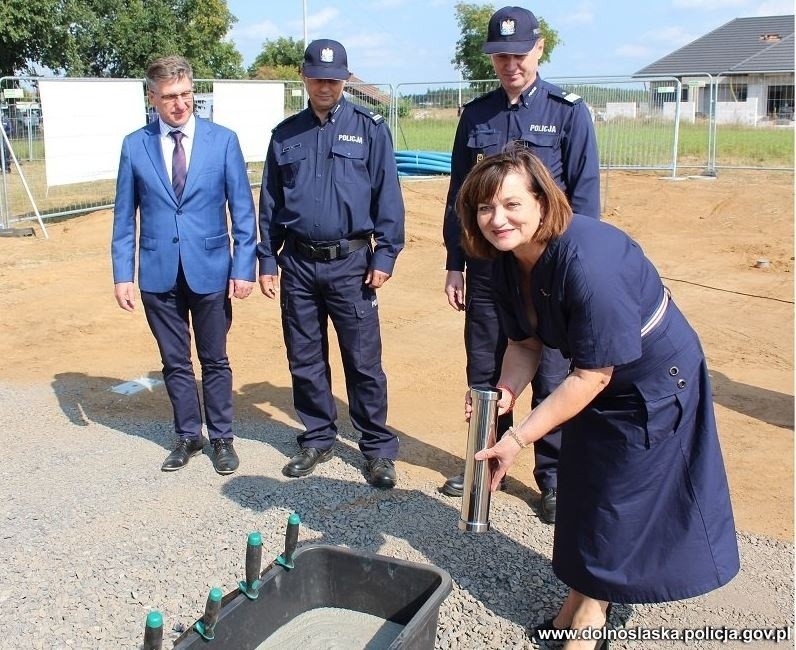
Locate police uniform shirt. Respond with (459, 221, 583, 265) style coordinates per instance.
(492, 214, 662, 372)
(443, 77, 600, 272)
(258, 97, 405, 276)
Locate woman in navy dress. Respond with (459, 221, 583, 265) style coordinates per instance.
(457, 147, 739, 649)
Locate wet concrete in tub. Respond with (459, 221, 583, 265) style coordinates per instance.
(255, 607, 405, 649)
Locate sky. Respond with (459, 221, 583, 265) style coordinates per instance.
(226, 0, 794, 85)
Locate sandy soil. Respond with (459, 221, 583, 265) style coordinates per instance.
(0, 169, 792, 541)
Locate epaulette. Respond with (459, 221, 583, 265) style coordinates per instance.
(545, 82, 583, 106)
(464, 88, 498, 107)
(352, 103, 384, 124)
(272, 111, 303, 132)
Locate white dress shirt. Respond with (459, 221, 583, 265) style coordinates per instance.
(158, 114, 196, 182)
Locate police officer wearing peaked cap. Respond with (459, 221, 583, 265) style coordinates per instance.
(440, 6, 601, 523)
(258, 39, 405, 489)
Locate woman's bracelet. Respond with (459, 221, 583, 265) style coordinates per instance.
(506, 426, 529, 449)
(496, 383, 516, 412)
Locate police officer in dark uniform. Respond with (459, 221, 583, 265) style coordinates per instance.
(258, 39, 405, 489)
(441, 6, 600, 523)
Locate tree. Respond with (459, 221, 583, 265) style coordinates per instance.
(3, 0, 245, 79)
(176, 0, 244, 79)
(56, 0, 180, 77)
(248, 37, 304, 78)
(10, 0, 244, 78)
(196, 41, 245, 80)
(0, 0, 68, 76)
(451, 2, 560, 81)
(251, 64, 301, 82)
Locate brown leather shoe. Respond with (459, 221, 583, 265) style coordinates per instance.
(161, 436, 206, 471)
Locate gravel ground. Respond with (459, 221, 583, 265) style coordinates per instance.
(1, 382, 792, 649)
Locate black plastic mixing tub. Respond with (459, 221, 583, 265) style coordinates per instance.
(172, 544, 452, 649)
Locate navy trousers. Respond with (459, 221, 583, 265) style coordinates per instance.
(278, 243, 398, 460)
(465, 259, 564, 490)
(141, 265, 233, 441)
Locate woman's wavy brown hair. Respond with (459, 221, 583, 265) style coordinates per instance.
(456, 145, 573, 260)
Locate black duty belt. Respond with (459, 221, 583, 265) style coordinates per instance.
(294, 237, 369, 261)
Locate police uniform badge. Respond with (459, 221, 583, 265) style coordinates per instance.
(321, 48, 334, 63)
(476, 153, 484, 163)
(500, 19, 515, 36)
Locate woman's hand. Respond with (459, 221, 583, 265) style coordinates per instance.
(496, 384, 515, 415)
(464, 386, 515, 421)
(474, 437, 523, 491)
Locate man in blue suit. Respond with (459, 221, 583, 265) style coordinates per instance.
(112, 55, 257, 474)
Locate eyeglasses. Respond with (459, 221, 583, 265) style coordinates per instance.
(157, 90, 193, 104)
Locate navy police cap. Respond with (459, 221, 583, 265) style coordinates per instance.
(302, 39, 350, 80)
(482, 6, 542, 55)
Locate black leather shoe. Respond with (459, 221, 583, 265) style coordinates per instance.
(161, 436, 206, 471)
(283, 446, 333, 477)
(211, 438, 239, 475)
(540, 487, 557, 524)
(441, 472, 465, 496)
(440, 472, 506, 496)
(364, 458, 396, 489)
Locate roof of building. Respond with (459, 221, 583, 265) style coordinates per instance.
(635, 15, 795, 76)
(346, 75, 391, 107)
(731, 32, 794, 73)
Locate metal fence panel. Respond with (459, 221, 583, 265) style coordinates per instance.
(0, 73, 792, 228)
(1, 75, 118, 229)
(395, 77, 686, 175)
(0, 77, 398, 227)
(710, 72, 794, 171)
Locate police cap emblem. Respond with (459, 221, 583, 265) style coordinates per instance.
(320, 47, 334, 63)
(500, 19, 516, 36)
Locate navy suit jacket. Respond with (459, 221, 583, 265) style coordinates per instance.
(112, 117, 256, 294)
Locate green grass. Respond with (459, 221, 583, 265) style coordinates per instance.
(709, 124, 794, 166)
(395, 118, 457, 152)
(394, 114, 795, 168)
(9, 138, 45, 162)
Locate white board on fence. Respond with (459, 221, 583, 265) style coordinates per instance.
(38, 79, 145, 187)
(211, 81, 284, 163)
